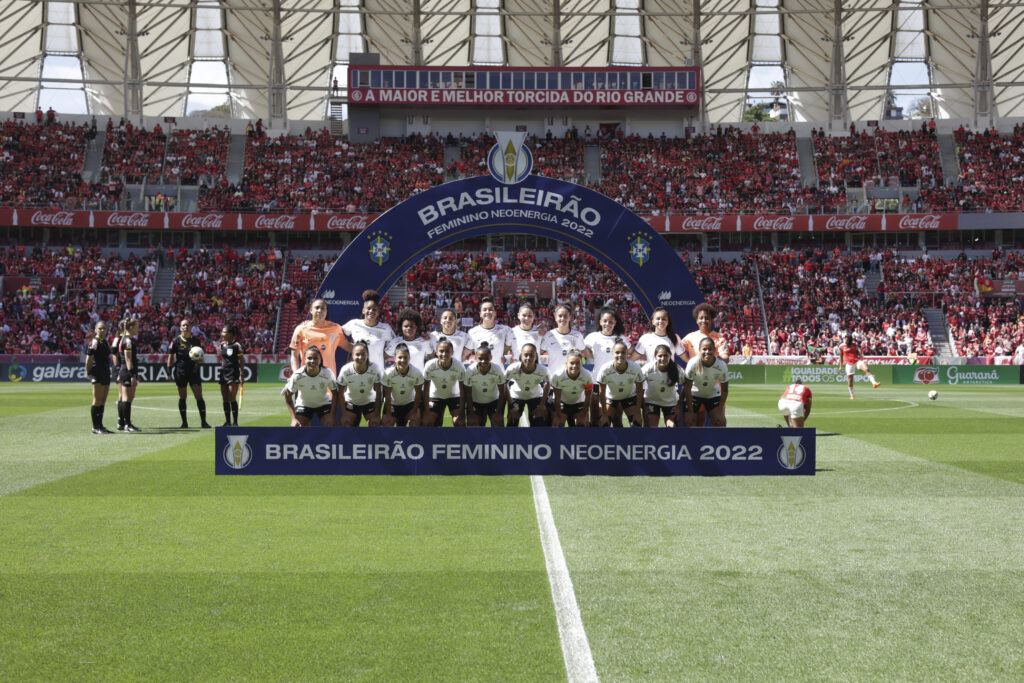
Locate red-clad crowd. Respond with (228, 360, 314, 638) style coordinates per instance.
(100, 122, 168, 184)
(451, 134, 586, 185)
(920, 125, 1024, 212)
(812, 127, 942, 190)
(165, 127, 231, 185)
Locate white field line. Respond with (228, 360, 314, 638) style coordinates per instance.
(531, 475, 599, 683)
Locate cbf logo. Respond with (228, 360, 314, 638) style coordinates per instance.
(487, 131, 533, 184)
(628, 232, 651, 267)
(223, 434, 253, 470)
(777, 435, 806, 470)
(367, 230, 392, 266)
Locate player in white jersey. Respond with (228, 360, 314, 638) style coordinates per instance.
(430, 308, 472, 363)
(510, 302, 543, 358)
(595, 340, 645, 427)
(540, 303, 586, 377)
(633, 306, 684, 363)
(382, 344, 425, 426)
(468, 297, 513, 364)
(504, 343, 551, 427)
(642, 344, 682, 427)
(583, 306, 630, 426)
(460, 343, 508, 426)
(682, 337, 730, 427)
(342, 289, 395, 373)
(283, 347, 340, 426)
(550, 350, 593, 427)
(423, 338, 466, 426)
(336, 341, 383, 426)
(385, 308, 435, 373)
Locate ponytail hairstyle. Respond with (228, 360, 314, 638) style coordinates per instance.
(655, 344, 680, 386)
(597, 306, 626, 336)
(362, 289, 381, 305)
(650, 306, 679, 345)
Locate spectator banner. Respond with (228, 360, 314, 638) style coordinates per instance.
(317, 134, 705, 337)
(764, 365, 894, 385)
(886, 214, 958, 231)
(214, 426, 815, 476)
(92, 211, 164, 230)
(893, 365, 1019, 386)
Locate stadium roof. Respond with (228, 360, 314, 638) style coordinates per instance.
(1, 0, 1021, 126)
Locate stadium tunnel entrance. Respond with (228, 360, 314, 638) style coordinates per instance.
(317, 172, 704, 337)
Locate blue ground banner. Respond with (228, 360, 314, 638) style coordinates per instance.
(215, 427, 815, 476)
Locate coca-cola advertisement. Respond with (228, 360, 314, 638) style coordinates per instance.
(815, 214, 882, 231)
(740, 214, 810, 232)
(26, 209, 86, 228)
(315, 213, 380, 231)
(241, 213, 307, 231)
(94, 211, 163, 229)
(664, 215, 734, 232)
(167, 212, 233, 230)
(890, 213, 957, 231)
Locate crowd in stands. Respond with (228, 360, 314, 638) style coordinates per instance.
(920, 125, 1024, 212)
(165, 127, 231, 185)
(100, 122, 168, 185)
(812, 126, 942, 190)
(450, 134, 586, 184)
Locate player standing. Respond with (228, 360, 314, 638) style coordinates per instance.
(290, 298, 346, 376)
(839, 332, 880, 399)
(633, 307, 684, 363)
(166, 318, 211, 429)
(468, 298, 513, 364)
(778, 380, 812, 427)
(682, 337, 729, 427)
(342, 290, 395, 372)
(384, 308, 434, 372)
(430, 308, 473, 364)
(85, 320, 113, 434)
(584, 307, 630, 426)
(540, 303, 586, 377)
(680, 303, 730, 362)
(510, 302, 542, 358)
(218, 323, 244, 426)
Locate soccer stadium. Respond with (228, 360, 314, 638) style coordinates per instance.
(2, 1, 1024, 679)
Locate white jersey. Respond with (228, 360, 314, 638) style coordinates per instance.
(595, 360, 645, 402)
(540, 328, 586, 376)
(504, 361, 550, 400)
(337, 361, 383, 405)
(584, 332, 630, 372)
(684, 357, 729, 399)
(462, 363, 507, 404)
(430, 329, 472, 363)
(382, 365, 425, 407)
(549, 366, 594, 405)
(342, 319, 394, 371)
(642, 360, 681, 407)
(468, 324, 514, 360)
(511, 326, 542, 358)
(282, 366, 338, 409)
(634, 332, 683, 363)
(423, 358, 465, 399)
(384, 336, 435, 373)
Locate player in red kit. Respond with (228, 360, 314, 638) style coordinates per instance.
(778, 380, 812, 427)
(838, 333, 880, 399)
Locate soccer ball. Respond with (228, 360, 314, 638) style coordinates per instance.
(189, 346, 204, 362)
(928, 390, 938, 401)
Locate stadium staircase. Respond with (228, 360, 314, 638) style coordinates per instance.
(924, 308, 954, 358)
(937, 133, 959, 186)
(751, 258, 773, 353)
(795, 135, 816, 187)
(863, 269, 881, 295)
(152, 258, 176, 305)
(583, 144, 601, 184)
(226, 135, 247, 184)
(444, 143, 461, 170)
(82, 132, 106, 183)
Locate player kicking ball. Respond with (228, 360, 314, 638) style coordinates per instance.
(838, 333, 880, 399)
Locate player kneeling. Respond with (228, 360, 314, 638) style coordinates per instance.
(460, 344, 507, 427)
(595, 341, 645, 427)
(682, 337, 729, 427)
(642, 344, 682, 427)
(283, 348, 339, 426)
(505, 343, 551, 427)
(550, 350, 593, 427)
(337, 341, 383, 426)
(382, 344, 425, 426)
(778, 380, 812, 427)
(423, 339, 465, 426)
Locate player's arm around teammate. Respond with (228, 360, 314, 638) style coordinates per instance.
(460, 344, 507, 427)
(643, 345, 683, 427)
(550, 350, 592, 427)
(337, 342, 383, 427)
(283, 347, 339, 426)
(423, 340, 465, 427)
(505, 343, 550, 427)
(596, 341, 644, 427)
(382, 345, 425, 427)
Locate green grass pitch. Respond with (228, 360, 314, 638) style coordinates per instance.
(1, 381, 1023, 680)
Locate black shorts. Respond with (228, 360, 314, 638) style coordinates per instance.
(345, 401, 377, 416)
(174, 367, 201, 388)
(560, 401, 586, 416)
(118, 368, 137, 387)
(471, 400, 500, 419)
(389, 402, 417, 422)
(219, 368, 241, 385)
(90, 369, 111, 386)
(428, 397, 460, 414)
(691, 396, 722, 413)
(295, 405, 332, 419)
(607, 396, 638, 410)
(646, 403, 677, 418)
(509, 397, 542, 414)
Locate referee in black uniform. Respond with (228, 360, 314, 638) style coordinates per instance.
(85, 320, 114, 433)
(166, 318, 211, 429)
(218, 323, 245, 426)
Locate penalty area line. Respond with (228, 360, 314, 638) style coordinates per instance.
(531, 475, 599, 683)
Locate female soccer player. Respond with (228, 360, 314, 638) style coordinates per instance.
(423, 339, 466, 427)
(290, 298, 345, 375)
(540, 303, 586, 377)
(166, 318, 211, 429)
(681, 302, 730, 362)
(384, 308, 434, 372)
(218, 323, 244, 426)
(550, 350, 593, 427)
(584, 306, 630, 426)
(460, 343, 508, 427)
(85, 320, 113, 434)
(839, 332, 880, 399)
(682, 337, 730, 427)
(468, 297, 513, 364)
(337, 341, 383, 426)
(430, 307, 472, 363)
(778, 380, 812, 427)
(117, 317, 141, 432)
(510, 302, 542, 358)
(595, 340, 645, 427)
(382, 343, 425, 426)
(504, 343, 550, 427)
(342, 289, 395, 372)
(633, 307, 683, 364)
(283, 347, 339, 426)
(642, 344, 682, 427)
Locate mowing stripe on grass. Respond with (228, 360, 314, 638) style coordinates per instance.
(531, 474, 599, 683)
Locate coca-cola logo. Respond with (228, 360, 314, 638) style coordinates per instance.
(752, 216, 795, 231)
(678, 216, 724, 231)
(897, 215, 942, 230)
(824, 215, 868, 231)
(253, 215, 297, 230)
(105, 212, 151, 228)
(30, 210, 74, 226)
(181, 213, 225, 229)
(326, 215, 371, 230)
(913, 367, 938, 384)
